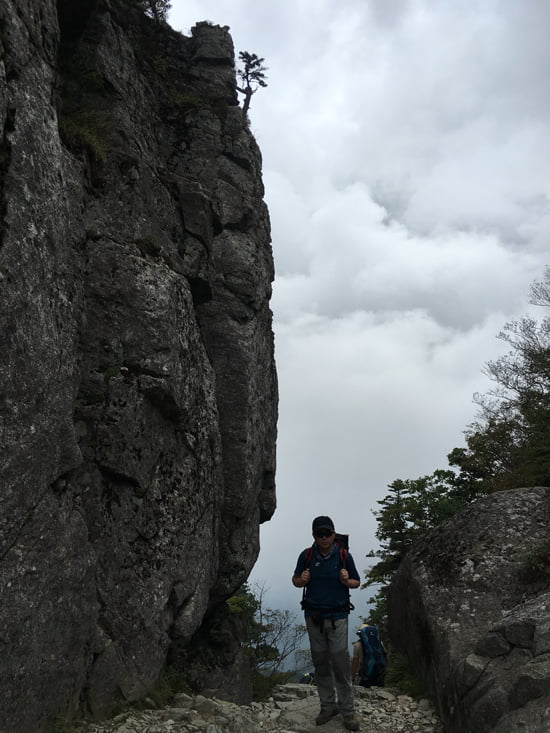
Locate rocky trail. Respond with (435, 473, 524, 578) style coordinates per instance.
(74, 683, 444, 733)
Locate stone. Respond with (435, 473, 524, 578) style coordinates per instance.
(0, 0, 276, 730)
(164, 708, 191, 721)
(173, 693, 194, 707)
(508, 653, 550, 709)
(457, 653, 489, 691)
(475, 632, 512, 658)
(501, 619, 536, 649)
(388, 486, 550, 733)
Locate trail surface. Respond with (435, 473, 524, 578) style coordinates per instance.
(75, 683, 445, 732)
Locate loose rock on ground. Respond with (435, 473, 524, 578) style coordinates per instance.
(74, 683, 444, 733)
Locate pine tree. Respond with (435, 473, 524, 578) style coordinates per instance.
(130, 0, 171, 23)
(459, 267, 550, 490)
(237, 51, 268, 115)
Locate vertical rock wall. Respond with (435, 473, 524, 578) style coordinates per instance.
(0, 1, 277, 730)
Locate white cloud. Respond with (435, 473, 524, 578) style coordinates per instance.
(271, 179, 540, 329)
(170, 0, 550, 625)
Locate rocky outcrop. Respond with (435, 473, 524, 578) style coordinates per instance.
(388, 487, 550, 733)
(0, 1, 277, 730)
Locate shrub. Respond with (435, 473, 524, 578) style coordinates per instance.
(519, 540, 550, 584)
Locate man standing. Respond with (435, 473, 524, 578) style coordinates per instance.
(292, 516, 361, 731)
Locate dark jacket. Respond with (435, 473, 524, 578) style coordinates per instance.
(294, 543, 359, 618)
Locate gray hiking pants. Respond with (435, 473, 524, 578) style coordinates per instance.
(306, 616, 355, 715)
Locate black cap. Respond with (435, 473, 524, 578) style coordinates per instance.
(312, 516, 335, 533)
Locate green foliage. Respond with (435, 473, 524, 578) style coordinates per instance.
(458, 269, 550, 492)
(519, 540, 550, 584)
(150, 55, 169, 77)
(53, 717, 73, 733)
(128, 0, 172, 22)
(294, 647, 313, 675)
(237, 51, 268, 115)
(227, 582, 307, 700)
(148, 668, 192, 707)
(253, 669, 293, 700)
(59, 112, 108, 165)
(365, 470, 486, 576)
(384, 652, 428, 698)
(227, 583, 261, 643)
(366, 268, 550, 591)
(103, 364, 123, 381)
(169, 91, 210, 112)
(148, 58, 210, 113)
(364, 467, 487, 638)
(238, 52, 268, 89)
(146, 50, 211, 115)
(364, 267, 550, 691)
(363, 587, 387, 629)
(57, 44, 110, 166)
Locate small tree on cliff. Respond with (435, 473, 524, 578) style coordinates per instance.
(237, 51, 268, 115)
(131, 0, 172, 22)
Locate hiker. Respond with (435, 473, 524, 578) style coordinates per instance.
(292, 516, 361, 731)
(351, 628, 364, 684)
(351, 623, 388, 687)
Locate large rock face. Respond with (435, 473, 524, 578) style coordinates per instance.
(388, 487, 550, 733)
(0, 1, 277, 730)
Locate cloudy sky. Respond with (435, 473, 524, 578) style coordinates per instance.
(170, 0, 550, 634)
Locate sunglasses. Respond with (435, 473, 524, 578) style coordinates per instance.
(314, 529, 334, 538)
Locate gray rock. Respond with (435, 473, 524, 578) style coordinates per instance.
(475, 632, 512, 658)
(0, 0, 276, 730)
(173, 693, 194, 707)
(501, 619, 536, 648)
(456, 653, 489, 693)
(388, 486, 550, 733)
(508, 653, 550, 708)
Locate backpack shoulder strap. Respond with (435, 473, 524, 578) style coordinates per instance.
(301, 543, 315, 608)
(337, 544, 355, 610)
(305, 542, 347, 568)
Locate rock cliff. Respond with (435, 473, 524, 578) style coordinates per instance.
(0, 1, 277, 730)
(388, 487, 550, 733)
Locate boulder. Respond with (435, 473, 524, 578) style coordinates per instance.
(388, 487, 550, 733)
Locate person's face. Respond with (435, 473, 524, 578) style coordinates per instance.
(313, 528, 335, 551)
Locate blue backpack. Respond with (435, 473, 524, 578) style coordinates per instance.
(358, 625, 387, 687)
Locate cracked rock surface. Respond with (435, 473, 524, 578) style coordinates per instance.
(0, 0, 276, 730)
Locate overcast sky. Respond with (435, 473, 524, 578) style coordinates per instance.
(169, 0, 550, 636)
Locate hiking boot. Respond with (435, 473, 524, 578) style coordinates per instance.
(315, 708, 339, 725)
(343, 713, 360, 731)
